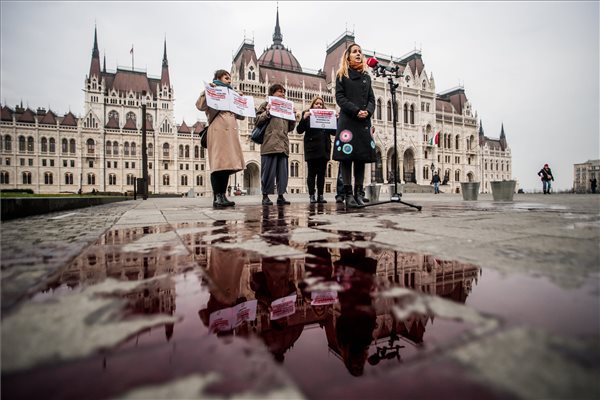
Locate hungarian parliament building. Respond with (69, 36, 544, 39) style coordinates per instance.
(0, 10, 512, 196)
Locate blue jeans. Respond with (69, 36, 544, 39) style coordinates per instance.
(542, 180, 552, 193)
(433, 182, 439, 194)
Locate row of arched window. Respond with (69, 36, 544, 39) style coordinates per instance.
(485, 161, 510, 171)
(0, 135, 77, 154)
(375, 100, 417, 125)
(106, 141, 137, 156)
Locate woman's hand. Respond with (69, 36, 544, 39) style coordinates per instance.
(209, 82, 216, 88)
(357, 110, 369, 119)
(303, 111, 311, 119)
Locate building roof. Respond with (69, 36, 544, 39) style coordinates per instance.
(1, 105, 13, 121)
(323, 32, 355, 84)
(257, 7, 302, 72)
(192, 121, 206, 134)
(259, 66, 326, 91)
(122, 117, 137, 131)
(39, 110, 58, 125)
(105, 116, 119, 129)
(18, 108, 36, 123)
(435, 98, 454, 113)
(60, 112, 78, 126)
(438, 87, 468, 115)
(177, 121, 191, 133)
(110, 69, 152, 95)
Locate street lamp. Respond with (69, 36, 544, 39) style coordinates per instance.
(141, 90, 148, 200)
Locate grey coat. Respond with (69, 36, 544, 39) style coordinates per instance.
(255, 101, 296, 156)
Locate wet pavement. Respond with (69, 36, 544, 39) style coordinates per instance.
(1, 193, 599, 399)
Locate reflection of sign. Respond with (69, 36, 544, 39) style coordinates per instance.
(310, 290, 338, 306)
(270, 293, 297, 320)
(204, 84, 255, 117)
(208, 300, 258, 333)
(268, 96, 295, 121)
(309, 109, 337, 129)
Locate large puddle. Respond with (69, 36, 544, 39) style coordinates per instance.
(3, 204, 598, 399)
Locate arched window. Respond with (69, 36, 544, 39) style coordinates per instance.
(194, 145, 199, 159)
(112, 141, 119, 155)
(27, 136, 34, 152)
(86, 138, 95, 154)
(327, 163, 332, 178)
(181, 175, 188, 186)
(18, 136, 26, 152)
(4, 135, 12, 151)
(163, 174, 170, 185)
(196, 175, 203, 186)
(163, 143, 170, 157)
(423, 166, 429, 180)
(410, 104, 415, 124)
(185, 145, 190, 158)
(0, 171, 9, 184)
(403, 103, 409, 124)
(108, 110, 119, 121)
(41, 137, 48, 153)
(130, 142, 136, 156)
(126, 112, 136, 122)
(200, 147, 205, 159)
(44, 172, 53, 185)
(455, 135, 460, 150)
(69, 139, 76, 153)
(148, 143, 153, 157)
(49, 138, 56, 153)
(22, 171, 32, 184)
(179, 145, 184, 158)
(124, 142, 130, 156)
(127, 174, 135, 185)
(62, 138, 68, 153)
(109, 174, 116, 185)
(87, 173, 95, 185)
(455, 170, 460, 182)
(376, 99, 382, 120)
(65, 172, 73, 185)
(290, 161, 300, 177)
(106, 141, 112, 155)
(387, 101, 392, 122)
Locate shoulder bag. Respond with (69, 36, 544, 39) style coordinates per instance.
(199, 110, 221, 149)
(250, 120, 270, 144)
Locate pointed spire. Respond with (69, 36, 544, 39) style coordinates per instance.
(161, 37, 171, 87)
(103, 52, 106, 73)
(273, 3, 283, 46)
(500, 122, 506, 138)
(89, 25, 101, 79)
(479, 119, 484, 136)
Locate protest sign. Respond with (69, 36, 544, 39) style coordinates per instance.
(268, 96, 296, 121)
(270, 293, 297, 320)
(309, 109, 337, 129)
(204, 85, 230, 111)
(230, 91, 256, 118)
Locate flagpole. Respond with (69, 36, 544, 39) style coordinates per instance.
(131, 44, 134, 71)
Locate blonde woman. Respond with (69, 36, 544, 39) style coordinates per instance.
(296, 96, 336, 203)
(332, 43, 376, 208)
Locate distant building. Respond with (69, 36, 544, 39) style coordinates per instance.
(478, 122, 513, 193)
(573, 159, 599, 193)
(0, 8, 512, 195)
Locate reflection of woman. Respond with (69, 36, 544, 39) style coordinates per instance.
(333, 43, 376, 208)
(296, 96, 336, 204)
(196, 69, 245, 208)
(334, 245, 377, 376)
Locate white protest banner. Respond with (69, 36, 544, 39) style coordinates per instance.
(204, 84, 230, 111)
(230, 91, 256, 118)
(310, 290, 338, 306)
(270, 293, 297, 320)
(268, 96, 296, 121)
(309, 109, 337, 129)
(233, 300, 257, 328)
(208, 308, 232, 333)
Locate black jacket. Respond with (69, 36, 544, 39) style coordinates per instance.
(296, 111, 335, 161)
(332, 69, 376, 162)
(538, 167, 554, 181)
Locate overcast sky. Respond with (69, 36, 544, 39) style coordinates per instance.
(1, 1, 598, 191)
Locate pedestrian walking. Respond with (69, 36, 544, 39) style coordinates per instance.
(590, 177, 597, 194)
(196, 69, 245, 208)
(537, 163, 554, 194)
(431, 172, 440, 194)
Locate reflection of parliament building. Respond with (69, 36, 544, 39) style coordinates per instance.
(0, 8, 511, 195)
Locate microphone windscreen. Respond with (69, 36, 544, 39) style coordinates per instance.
(366, 57, 379, 68)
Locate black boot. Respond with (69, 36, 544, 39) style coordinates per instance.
(309, 194, 317, 204)
(277, 194, 290, 205)
(213, 193, 227, 208)
(317, 194, 327, 203)
(221, 194, 235, 207)
(344, 185, 360, 208)
(262, 194, 273, 206)
(354, 185, 366, 206)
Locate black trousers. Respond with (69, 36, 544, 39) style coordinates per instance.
(211, 170, 233, 195)
(306, 159, 328, 195)
(340, 161, 365, 187)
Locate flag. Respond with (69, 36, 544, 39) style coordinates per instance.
(130, 46, 134, 55)
(427, 130, 440, 146)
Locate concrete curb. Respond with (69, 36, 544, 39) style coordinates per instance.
(1, 197, 130, 221)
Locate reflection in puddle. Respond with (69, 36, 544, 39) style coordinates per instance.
(8, 207, 483, 400)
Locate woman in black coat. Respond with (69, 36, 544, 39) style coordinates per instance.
(333, 43, 376, 208)
(296, 96, 336, 204)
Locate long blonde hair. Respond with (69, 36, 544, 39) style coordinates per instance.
(309, 96, 327, 109)
(336, 43, 367, 80)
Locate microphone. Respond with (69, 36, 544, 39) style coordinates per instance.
(366, 57, 379, 69)
(366, 57, 401, 77)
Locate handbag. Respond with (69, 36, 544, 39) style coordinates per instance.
(250, 120, 269, 144)
(199, 111, 221, 149)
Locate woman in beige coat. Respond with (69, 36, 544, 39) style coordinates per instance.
(196, 70, 245, 207)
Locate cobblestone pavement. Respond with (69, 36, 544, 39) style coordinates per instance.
(1, 193, 599, 399)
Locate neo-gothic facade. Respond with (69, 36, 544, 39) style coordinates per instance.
(0, 10, 512, 195)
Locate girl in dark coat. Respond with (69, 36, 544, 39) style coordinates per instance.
(333, 43, 376, 208)
(296, 96, 336, 204)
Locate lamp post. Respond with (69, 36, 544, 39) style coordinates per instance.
(141, 91, 148, 200)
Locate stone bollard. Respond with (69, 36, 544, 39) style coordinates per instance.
(460, 182, 480, 201)
(491, 180, 517, 201)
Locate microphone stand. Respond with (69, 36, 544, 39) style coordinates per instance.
(362, 63, 421, 211)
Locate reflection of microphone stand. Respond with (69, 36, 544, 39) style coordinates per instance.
(363, 61, 422, 211)
(367, 331, 405, 365)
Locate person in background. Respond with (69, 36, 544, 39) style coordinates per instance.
(431, 171, 440, 194)
(196, 69, 245, 208)
(255, 83, 297, 206)
(537, 163, 554, 194)
(590, 177, 597, 194)
(296, 96, 336, 204)
(332, 43, 376, 208)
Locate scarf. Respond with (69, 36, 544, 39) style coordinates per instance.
(213, 79, 233, 90)
(349, 58, 364, 73)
